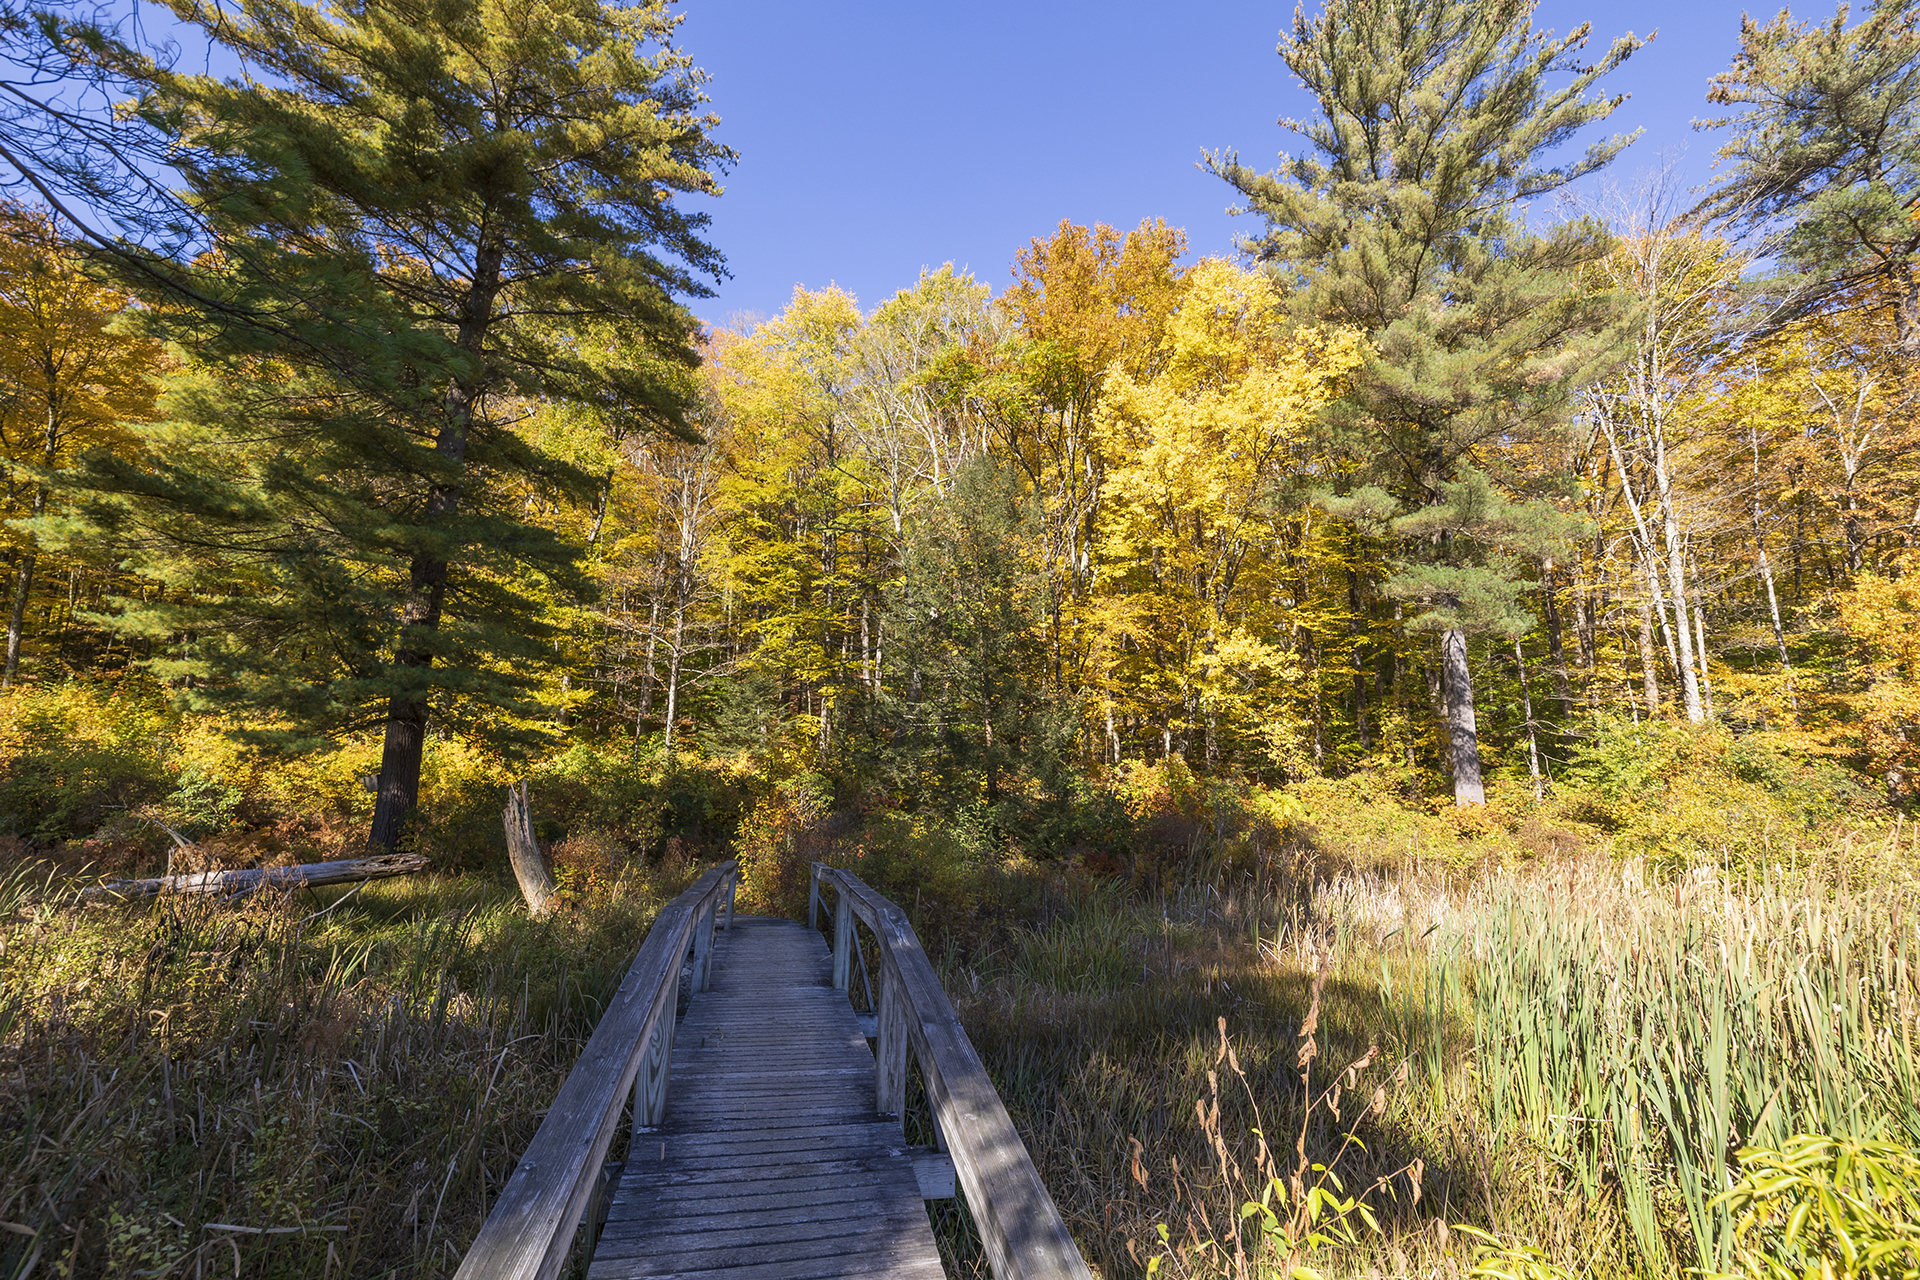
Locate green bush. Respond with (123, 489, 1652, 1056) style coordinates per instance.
(0, 683, 173, 842)
(1563, 716, 1878, 864)
(1716, 1135, 1920, 1280)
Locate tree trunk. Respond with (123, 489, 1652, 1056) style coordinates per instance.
(1540, 565, 1575, 723)
(502, 781, 555, 917)
(367, 697, 428, 855)
(1637, 592, 1662, 714)
(1660, 532, 1704, 722)
(4, 477, 47, 688)
(1441, 628, 1485, 806)
(662, 599, 686, 751)
(1690, 559, 1715, 721)
(1750, 423, 1795, 709)
(3, 548, 33, 689)
(1348, 559, 1370, 749)
(1514, 636, 1542, 802)
(638, 591, 662, 729)
(368, 230, 506, 853)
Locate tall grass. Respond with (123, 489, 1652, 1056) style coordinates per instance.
(4, 811, 1912, 1277)
(0, 862, 684, 1279)
(937, 840, 1920, 1278)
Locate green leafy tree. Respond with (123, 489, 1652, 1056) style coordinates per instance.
(1693, 0, 1920, 350)
(1207, 0, 1639, 802)
(21, 0, 726, 851)
(877, 458, 1047, 813)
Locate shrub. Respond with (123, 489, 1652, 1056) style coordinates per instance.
(0, 682, 173, 843)
(1563, 716, 1879, 864)
(1716, 1135, 1920, 1280)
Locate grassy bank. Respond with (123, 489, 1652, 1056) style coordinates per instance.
(3, 682, 1916, 1277)
(938, 839, 1920, 1278)
(0, 864, 698, 1279)
(3, 835, 1916, 1278)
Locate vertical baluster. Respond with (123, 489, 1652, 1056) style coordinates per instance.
(634, 967, 679, 1128)
(875, 961, 907, 1134)
(692, 900, 715, 993)
(832, 891, 853, 991)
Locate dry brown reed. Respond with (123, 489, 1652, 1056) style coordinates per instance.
(0, 862, 677, 1279)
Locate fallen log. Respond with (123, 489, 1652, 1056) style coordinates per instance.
(84, 853, 430, 901)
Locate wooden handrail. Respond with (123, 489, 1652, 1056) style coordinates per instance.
(810, 862, 1094, 1280)
(454, 861, 738, 1280)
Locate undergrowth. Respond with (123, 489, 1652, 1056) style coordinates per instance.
(2, 681, 1915, 1278)
(0, 864, 693, 1279)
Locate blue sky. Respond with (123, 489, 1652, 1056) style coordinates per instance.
(678, 0, 1777, 328)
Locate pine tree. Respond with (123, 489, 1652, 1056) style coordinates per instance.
(1693, 0, 1920, 349)
(23, 0, 727, 850)
(1208, 0, 1640, 802)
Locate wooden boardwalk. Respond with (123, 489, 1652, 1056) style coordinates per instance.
(587, 916, 945, 1280)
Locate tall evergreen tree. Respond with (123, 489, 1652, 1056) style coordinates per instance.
(17, 0, 727, 850)
(1208, 0, 1639, 802)
(1692, 0, 1920, 349)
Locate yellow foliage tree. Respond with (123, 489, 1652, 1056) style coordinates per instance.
(0, 204, 161, 686)
(1833, 565, 1920, 800)
(1093, 259, 1364, 768)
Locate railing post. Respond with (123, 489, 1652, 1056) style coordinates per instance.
(875, 963, 907, 1134)
(831, 888, 853, 991)
(807, 866, 821, 932)
(633, 965, 679, 1128)
(692, 899, 716, 993)
(724, 871, 736, 931)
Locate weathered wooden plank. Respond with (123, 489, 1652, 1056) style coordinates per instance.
(598, 1229, 938, 1275)
(815, 865, 1094, 1280)
(605, 1168, 914, 1211)
(594, 1209, 930, 1258)
(910, 1147, 956, 1199)
(607, 1179, 912, 1216)
(599, 1205, 929, 1243)
(590, 915, 940, 1280)
(592, 1249, 945, 1280)
(614, 1174, 913, 1212)
(451, 863, 737, 1280)
(618, 1159, 910, 1189)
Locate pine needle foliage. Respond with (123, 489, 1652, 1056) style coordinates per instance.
(21, 0, 729, 850)
(1207, 0, 1644, 803)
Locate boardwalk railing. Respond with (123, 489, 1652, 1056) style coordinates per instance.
(453, 861, 737, 1280)
(809, 862, 1095, 1280)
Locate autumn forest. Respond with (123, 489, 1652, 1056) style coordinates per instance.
(1, 0, 1918, 1276)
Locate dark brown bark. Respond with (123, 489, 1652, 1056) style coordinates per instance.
(1348, 558, 1370, 749)
(367, 227, 506, 853)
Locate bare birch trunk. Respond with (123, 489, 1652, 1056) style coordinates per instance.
(662, 612, 685, 751)
(1442, 628, 1485, 806)
(1515, 636, 1542, 802)
(1638, 592, 1662, 713)
(1750, 423, 1795, 708)
(1690, 558, 1715, 721)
